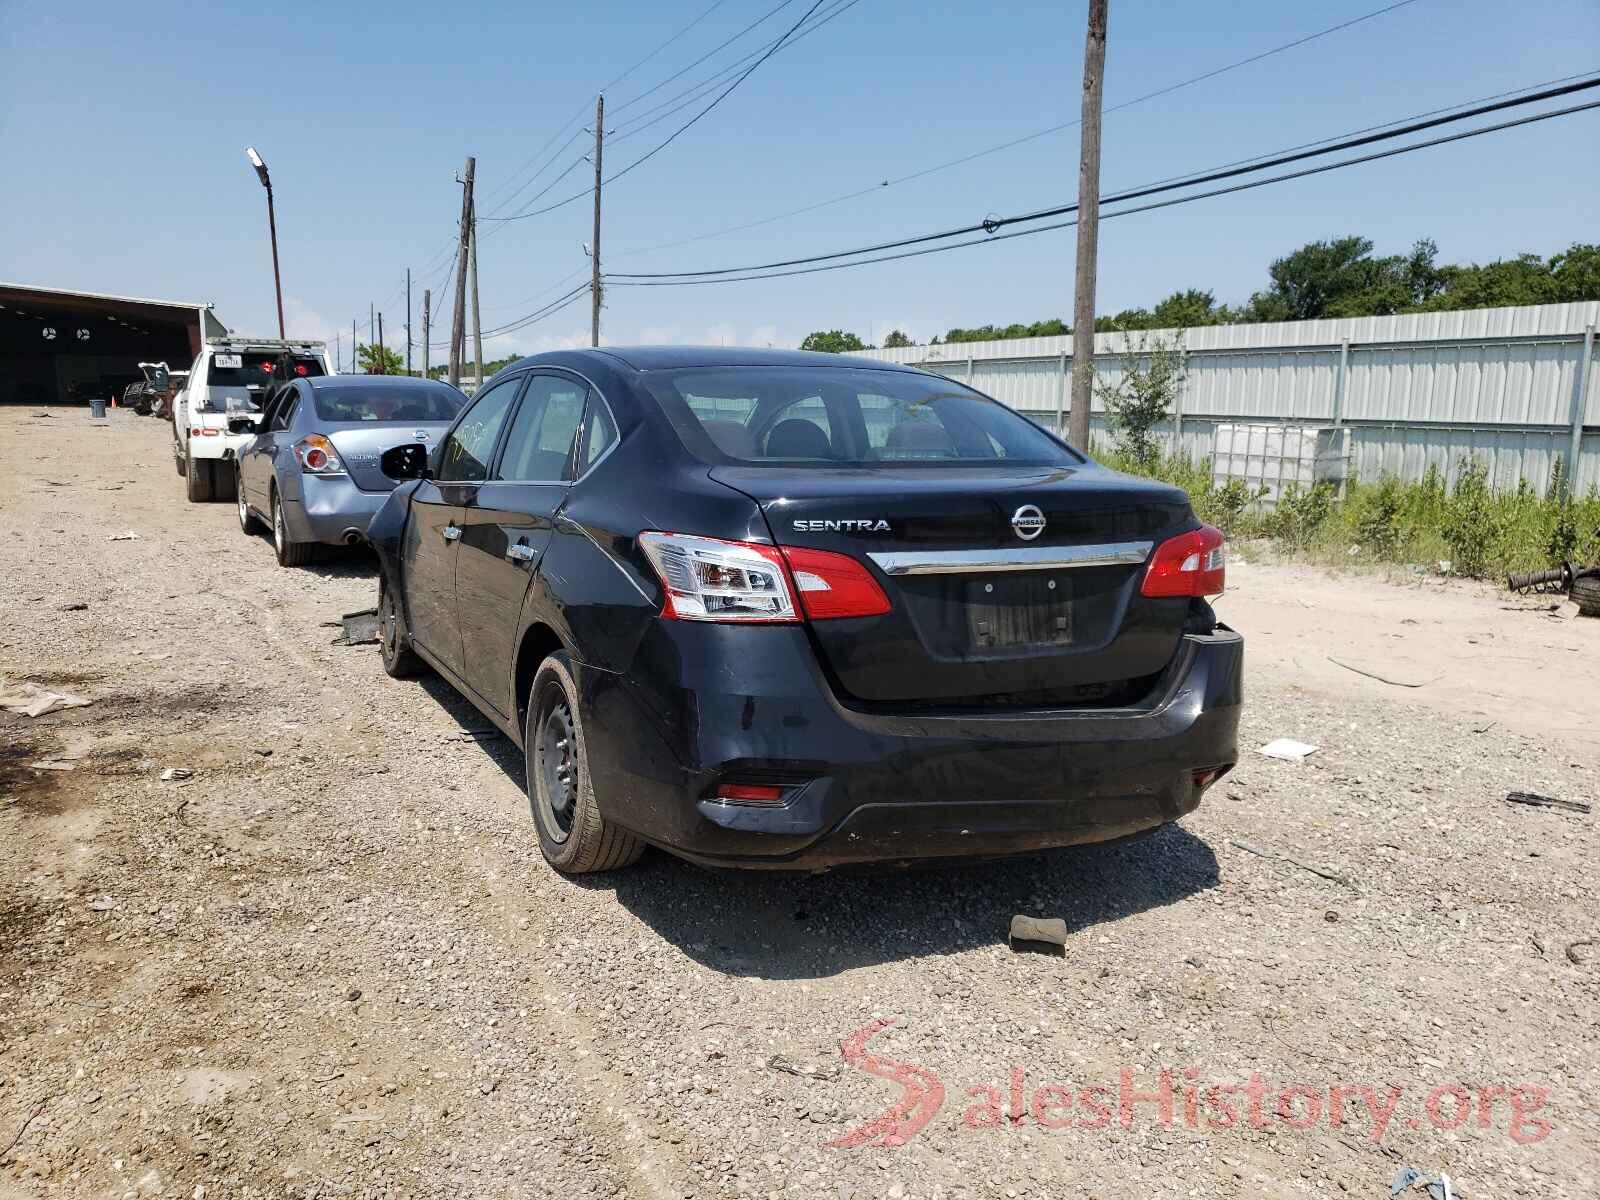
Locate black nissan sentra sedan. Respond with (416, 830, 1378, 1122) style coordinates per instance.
(368, 347, 1242, 874)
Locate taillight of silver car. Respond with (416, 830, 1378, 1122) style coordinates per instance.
(1140, 524, 1226, 597)
(293, 434, 345, 475)
(637, 532, 891, 623)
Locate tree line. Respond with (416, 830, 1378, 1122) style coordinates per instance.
(798, 236, 1600, 351)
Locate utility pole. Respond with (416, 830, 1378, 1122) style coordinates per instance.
(1068, 0, 1108, 450)
(405, 268, 413, 376)
(422, 288, 431, 379)
(377, 312, 386, 374)
(590, 94, 604, 347)
(334, 330, 341, 376)
(469, 190, 483, 392)
(449, 156, 475, 387)
(369, 302, 375, 370)
(352, 318, 358, 373)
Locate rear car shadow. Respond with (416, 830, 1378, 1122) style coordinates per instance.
(399, 671, 1219, 979)
(587, 823, 1218, 980)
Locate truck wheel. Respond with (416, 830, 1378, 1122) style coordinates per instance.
(271, 490, 314, 567)
(185, 449, 212, 502)
(526, 652, 644, 875)
(1574, 576, 1600, 618)
(378, 577, 423, 678)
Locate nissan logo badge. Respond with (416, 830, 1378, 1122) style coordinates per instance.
(1011, 504, 1046, 541)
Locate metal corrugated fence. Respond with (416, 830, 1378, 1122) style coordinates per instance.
(850, 302, 1600, 494)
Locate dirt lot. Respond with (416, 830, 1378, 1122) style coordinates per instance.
(2, 406, 1597, 1200)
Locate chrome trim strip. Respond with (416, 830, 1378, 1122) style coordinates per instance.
(867, 541, 1152, 576)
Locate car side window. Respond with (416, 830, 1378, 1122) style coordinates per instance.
(495, 374, 587, 482)
(269, 389, 298, 432)
(577, 397, 618, 474)
(436, 377, 522, 482)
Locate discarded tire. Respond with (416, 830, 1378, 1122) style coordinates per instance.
(1573, 576, 1600, 618)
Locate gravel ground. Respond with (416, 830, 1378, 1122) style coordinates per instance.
(1, 406, 1596, 1200)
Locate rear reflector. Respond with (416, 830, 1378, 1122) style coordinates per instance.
(779, 545, 892, 620)
(715, 783, 784, 804)
(1141, 525, 1226, 598)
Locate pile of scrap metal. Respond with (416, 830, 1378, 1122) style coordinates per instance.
(1507, 561, 1600, 616)
(134, 361, 187, 419)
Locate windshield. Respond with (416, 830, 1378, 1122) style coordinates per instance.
(313, 385, 464, 423)
(202, 352, 325, 411)
(645, 366, 1078, 468)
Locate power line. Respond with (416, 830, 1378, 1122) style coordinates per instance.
(603, 97, 1600, 287)
(607, 0, 864, 144)
(483, 0, 844, 226)
(607, 0, 830, 187)
(477, 1, 739, 219)
(607, 76, 1600, 280)
(609, 0, 801, 116)
(606, 0, 1430, 261)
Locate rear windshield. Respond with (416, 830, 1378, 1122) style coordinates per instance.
(312, 385, 464, 423)
(645, 366, 1077, 467)
(202, 352, 325, 411)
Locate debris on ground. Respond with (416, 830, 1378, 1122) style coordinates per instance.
(109, 531, 140, 541)
(446, 729, 503, 743)
(1565, 940, 1595, 966)
(1258, 738, 1318, 761)
(1390, 1166, 1461, 1199)
(1009, 914, 1069, 955)
(159, 767, 193, 782)
(1326, 657, 1437, 688)
(766, 1055, 838, 1082)
(57, 602, 88, 612)
(86, 896, 116, 912)
(332, 607, 380, 646)
(29, 759, 77, 771)
(1503, 791, 1591, 815)
(1228, 838, 1355, 889)
(0, 682, 93, 717)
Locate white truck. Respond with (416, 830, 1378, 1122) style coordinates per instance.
(172, 336, 332, 502)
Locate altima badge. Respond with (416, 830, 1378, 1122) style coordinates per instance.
(1011, 504, 1046, 541)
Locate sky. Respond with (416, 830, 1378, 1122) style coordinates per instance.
(2, 0, 1597, 365)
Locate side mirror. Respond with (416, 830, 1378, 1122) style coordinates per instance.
(381, 442, 430, 481)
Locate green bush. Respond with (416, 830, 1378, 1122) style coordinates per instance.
(1095, 442, 1599, 580)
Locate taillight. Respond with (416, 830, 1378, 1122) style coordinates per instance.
(637, 533, 893, 623)
(779, 545, 891, 620)
(638, 533, 798, 622)
(1141, 525, 1225, 597)
(294, 434, 344, 475)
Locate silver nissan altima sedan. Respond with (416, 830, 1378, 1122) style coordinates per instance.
(234, 375, 466, 567)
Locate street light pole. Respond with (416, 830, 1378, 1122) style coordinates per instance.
(245, 147, 286, 339)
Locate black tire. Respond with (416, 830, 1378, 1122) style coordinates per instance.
(271, 490, 314, 567)
(184, 448, 212, 502)
(526, 652, 643, 875)
(236, 471, 263, 534)
(1574, 575, 1600, 619)
(378, 577, 423, 678)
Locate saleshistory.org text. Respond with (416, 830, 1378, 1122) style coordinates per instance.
(822, 1019, 1553, 1150)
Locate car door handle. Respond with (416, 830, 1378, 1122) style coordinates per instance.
(442, 524, 462, 543)
(506, 543, 536, 564)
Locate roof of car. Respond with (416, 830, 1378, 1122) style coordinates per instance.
(306, 374, 456, 389)
(514, 346, 922, 373)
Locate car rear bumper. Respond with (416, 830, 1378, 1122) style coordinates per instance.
(188, 431, 253, 460)
(577, 624, 1242, 870)
(280, 475, 390, 545)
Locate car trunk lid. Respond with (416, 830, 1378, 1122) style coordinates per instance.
(712, 463, 1197, 706)
(327, 424, 451, 493)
